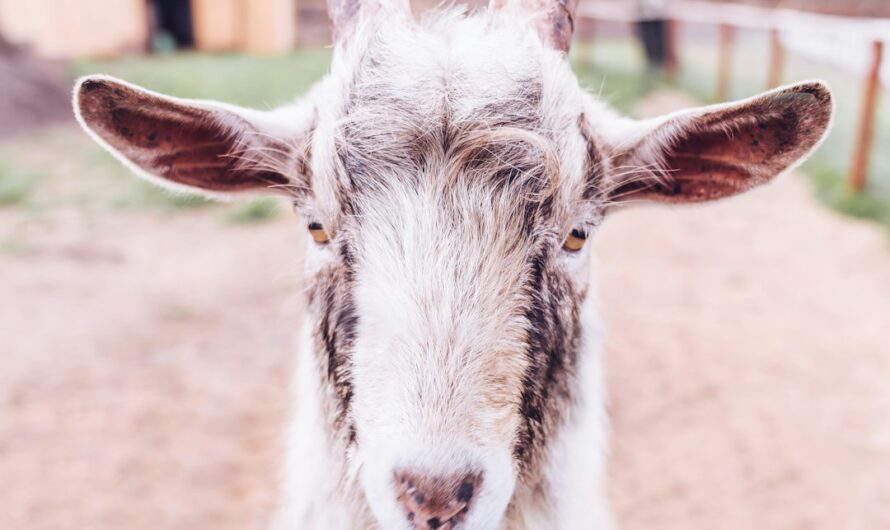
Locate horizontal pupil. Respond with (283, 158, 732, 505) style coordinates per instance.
(308, 222, 323, 230)
(570, 228, 586, 240)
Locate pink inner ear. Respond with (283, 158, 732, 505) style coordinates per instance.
(609, 84, 832, 204)
(651, 107, 800, 200)
(78, 78, 289, 193)
(673, 108, 799, 168)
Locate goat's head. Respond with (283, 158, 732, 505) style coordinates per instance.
(73, 1, 832, 528)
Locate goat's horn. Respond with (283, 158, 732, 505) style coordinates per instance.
(327, 0, 410, 43)
(490, 0, 579, 53)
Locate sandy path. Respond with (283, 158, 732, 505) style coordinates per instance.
(2, 92, 889, 529)
(603, 92, 890, 529)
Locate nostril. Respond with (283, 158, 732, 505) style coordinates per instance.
(394, 470, 483, 529)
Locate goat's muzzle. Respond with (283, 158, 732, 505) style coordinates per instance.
(394, 469, 483, 529)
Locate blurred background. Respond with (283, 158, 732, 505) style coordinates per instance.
(1, 1, 888, 529)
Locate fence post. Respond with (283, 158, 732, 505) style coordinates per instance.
(767, 27, 783, 89)
(849, 40, 884, 193)
(715, 23, 735, 101)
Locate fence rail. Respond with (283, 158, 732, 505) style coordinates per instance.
(577, 1, 888, 192)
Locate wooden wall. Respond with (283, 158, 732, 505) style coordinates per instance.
(0, 0, 148, 58)
(0, 0, 297, 58)
(192, 0, 297, 53)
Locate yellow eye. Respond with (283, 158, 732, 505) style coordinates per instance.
(308, 222, 330, 244)
(562, 228, 587, 252)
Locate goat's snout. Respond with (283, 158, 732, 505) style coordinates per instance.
(394, 470, 482, 530)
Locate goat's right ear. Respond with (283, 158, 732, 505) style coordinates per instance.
(73, 75, 313, 199)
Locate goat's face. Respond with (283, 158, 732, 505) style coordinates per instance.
(73, 1, 833, 528)
(303, 15, 602, 528)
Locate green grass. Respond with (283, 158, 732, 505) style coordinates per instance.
(72, 49, 332, 108)
(112, 180, 213, 211)
(223, 198, 282, 224)
(0, 235, 35, 256)
(571, 41, 671, 113)
(0, 159, 42, 207)
(806, 162, 890, 231)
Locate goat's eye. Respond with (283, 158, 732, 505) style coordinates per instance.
(308, 222, 330, 244)
(562, 228, 587, 252)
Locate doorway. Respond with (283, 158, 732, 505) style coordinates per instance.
(148, 0, 195, 51)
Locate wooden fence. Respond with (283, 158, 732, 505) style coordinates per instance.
(577, 0, 889, 192)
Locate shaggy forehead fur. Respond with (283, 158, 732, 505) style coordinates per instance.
(308, 9, 601, 225)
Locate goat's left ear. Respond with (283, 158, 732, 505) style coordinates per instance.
(74, 75, 313, 199)
(601, 81, 833, 205)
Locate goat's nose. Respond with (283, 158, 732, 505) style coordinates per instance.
(394, 470, 482, 530)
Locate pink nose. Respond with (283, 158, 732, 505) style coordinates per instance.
(393, 470, 482, 529)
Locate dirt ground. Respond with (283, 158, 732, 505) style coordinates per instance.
(2, 92, 889, 530)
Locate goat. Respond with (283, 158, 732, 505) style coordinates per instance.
(72, 1, 833, 528)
